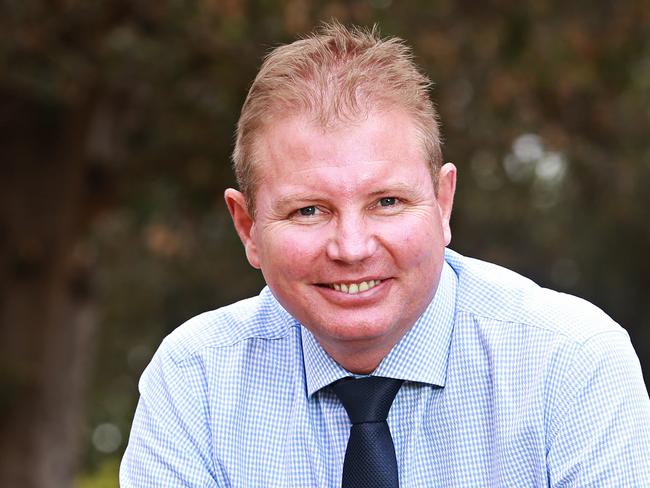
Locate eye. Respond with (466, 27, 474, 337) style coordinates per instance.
(289, 204, 328, 222)
(298, 206, 317, 216)
(378, 197, 397, 207)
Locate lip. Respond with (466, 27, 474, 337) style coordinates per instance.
(313, 277, 392, 305)
(317, 275, 386, 286)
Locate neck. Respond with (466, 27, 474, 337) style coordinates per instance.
(321, 340, 396, 374)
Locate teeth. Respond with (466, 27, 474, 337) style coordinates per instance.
(330, 280, 381, 294)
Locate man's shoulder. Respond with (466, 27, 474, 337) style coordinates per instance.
(445, 249, 625, 345)
(160, 286, 297, 363)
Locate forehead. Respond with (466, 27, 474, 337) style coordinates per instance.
(252, 108, 428, 183)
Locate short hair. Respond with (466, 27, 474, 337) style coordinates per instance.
(232, 21, 443, 216)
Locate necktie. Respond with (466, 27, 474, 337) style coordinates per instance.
(332, 376, 404, 488)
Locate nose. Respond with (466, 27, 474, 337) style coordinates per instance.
(326, 213, 378, 263)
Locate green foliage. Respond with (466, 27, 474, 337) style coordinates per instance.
(75, 457, 119, 488)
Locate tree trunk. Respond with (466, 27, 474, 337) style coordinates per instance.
(0, 91, 96, 488)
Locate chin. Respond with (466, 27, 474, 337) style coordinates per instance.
(326, 319, 399, 342)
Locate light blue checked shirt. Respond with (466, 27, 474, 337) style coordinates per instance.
(121, 249, 650, 487)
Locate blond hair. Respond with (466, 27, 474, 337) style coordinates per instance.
(232, 22, 442, 215)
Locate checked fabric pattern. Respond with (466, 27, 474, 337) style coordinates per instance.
(120, 250, 650, 487)
(332, 376, 404, 488)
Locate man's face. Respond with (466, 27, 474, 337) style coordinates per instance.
(226, 108, 456, 372)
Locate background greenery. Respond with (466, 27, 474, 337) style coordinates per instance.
(1, 0, 648, 486)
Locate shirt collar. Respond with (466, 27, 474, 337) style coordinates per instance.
(301, 258, 458, 396)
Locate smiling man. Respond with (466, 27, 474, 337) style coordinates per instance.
(225, 108, 454, 375)
(121, 23, 650, 487)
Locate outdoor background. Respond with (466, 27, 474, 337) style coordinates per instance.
(1, 0, 649, 486)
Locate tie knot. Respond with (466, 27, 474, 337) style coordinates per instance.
(332, 376, 403, 424)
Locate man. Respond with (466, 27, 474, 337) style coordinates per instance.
(121, 23, 650, 486)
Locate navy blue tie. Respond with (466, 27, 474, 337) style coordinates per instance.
(332, 376, 404, 488)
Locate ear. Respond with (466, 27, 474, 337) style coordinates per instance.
(224, 188, 261, 269)
(436, 163, 457, 246)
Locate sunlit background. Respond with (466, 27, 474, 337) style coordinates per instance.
(1, 1, 648, 486)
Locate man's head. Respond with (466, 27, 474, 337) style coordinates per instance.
(225, 23, 456, 373)
(232, 22, 443, 216)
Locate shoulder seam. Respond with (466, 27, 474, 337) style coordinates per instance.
(171, 324, 299, 367)
(455, 308, 623, 345)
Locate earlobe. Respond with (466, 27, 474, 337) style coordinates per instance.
(224, 188, 261, 269)
(437, 163, 457, 246)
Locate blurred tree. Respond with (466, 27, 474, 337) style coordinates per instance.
(1, 0, 648, 486)
(0, 4, 104, 484)
(0, 0, 263, 485)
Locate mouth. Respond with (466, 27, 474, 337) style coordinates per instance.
(322, 279, 382, 295)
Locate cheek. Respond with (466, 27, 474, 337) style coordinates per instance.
(260, 229, 325, 279)
(392, 221, 441, 266)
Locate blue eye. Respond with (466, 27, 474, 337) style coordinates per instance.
(379, 197, 396, 207)
(299, 206, 317, 216)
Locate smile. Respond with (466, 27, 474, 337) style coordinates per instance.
(329, 279, 381, 294)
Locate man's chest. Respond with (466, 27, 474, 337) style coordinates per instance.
(209, 381, 549, 487)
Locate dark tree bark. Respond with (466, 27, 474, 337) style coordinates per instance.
(0, 90, 97, 487)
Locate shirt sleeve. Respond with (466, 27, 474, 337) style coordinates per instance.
(120, 339, 221, 487)
(547, 330, 650, 486)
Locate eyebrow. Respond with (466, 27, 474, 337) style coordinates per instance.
(271, 192, 324, 212)
(271, 182, 422, 211)
(366, 183, 421, 198)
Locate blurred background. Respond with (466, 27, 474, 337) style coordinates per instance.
(1, 0, 648, 486)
